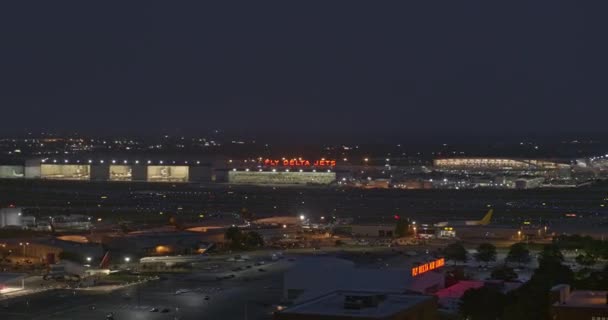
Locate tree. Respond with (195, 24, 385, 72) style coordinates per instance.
(474, 243, 497, 266)
(445, 242, 468, 264)
(538, 243, 564, 267)
(394, 218, 410, 238)
(491, 265, 518, 281)
(224, 227, 265, 250)
(224, 226, 244, 250)
(503, 280, 552, 320)
(575, 264, 608, 290)
(244, 231, 264, 248)
(535, 244, 574, 287)
(459, 287, 506, 320)
(575, 253, 597, 267)
(445, 266, 468, 287)
(225, 226, 242, 242)
(506, 242, 531, 266)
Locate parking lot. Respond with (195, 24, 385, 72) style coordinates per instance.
(0, 255, 292, 320)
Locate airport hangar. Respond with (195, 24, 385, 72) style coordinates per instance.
(0, 157, 346, 185)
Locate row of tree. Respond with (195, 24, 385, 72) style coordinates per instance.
(459, 242, 608, 320)
(224, 226, 265, 250)
(444, 237, 605, 269)
(443, 242, 531, 266)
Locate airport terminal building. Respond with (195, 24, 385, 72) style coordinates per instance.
(0, 157, 341, 186)
(0, 157, 219, 183)
(433, 158, 571, 171)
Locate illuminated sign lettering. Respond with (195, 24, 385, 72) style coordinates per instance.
(411, 258, 445, 277)
(263, 159, 336, 167)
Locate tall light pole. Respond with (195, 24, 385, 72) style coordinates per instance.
(19, 242, 29, 257)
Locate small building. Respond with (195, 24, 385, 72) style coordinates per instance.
(3, 238, 104, 262)
(0, 273, 26, 294)
(550, 284, 608, 320)
(274, 290, 438, 320)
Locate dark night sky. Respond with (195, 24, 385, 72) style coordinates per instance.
(0, 2, 606, 140)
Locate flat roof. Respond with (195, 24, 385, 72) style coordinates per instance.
(562, 290, 608, 308)
(277, 290, 432, 318)
(435, 281, 484, 300)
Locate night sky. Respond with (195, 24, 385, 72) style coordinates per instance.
(0, 2, 606, 140)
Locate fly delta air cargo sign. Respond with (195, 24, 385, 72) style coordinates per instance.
(411, 258, 445, 277)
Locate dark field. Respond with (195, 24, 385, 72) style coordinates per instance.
(0, 179, 607, 229)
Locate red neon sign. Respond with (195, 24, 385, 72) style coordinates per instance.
(263, 159, 336, 167)
(411, 258, 445, 277)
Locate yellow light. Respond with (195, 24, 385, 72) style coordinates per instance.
(155, 245, 170, 254)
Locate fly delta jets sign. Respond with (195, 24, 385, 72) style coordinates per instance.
(262, 158, 336, 167)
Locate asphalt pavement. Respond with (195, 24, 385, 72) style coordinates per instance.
(0, 259, 291, 320)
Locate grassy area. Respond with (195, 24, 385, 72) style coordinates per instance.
(105, 273, 144, 282)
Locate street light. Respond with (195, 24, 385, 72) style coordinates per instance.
(86, 257, 92, 262)
(124, 257, 131, 263)
(19, 242, 29, 257)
